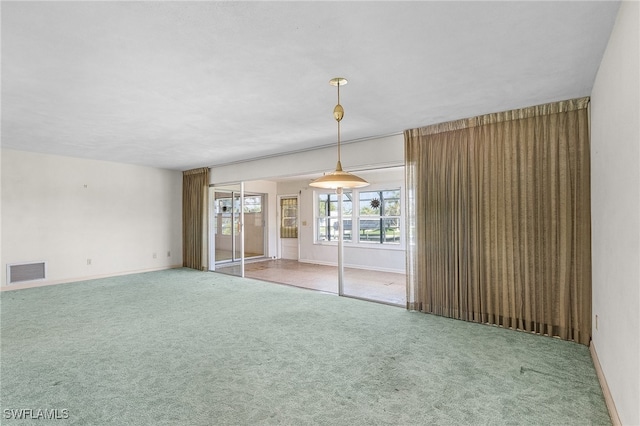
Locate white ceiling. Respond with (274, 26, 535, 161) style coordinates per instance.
(2, 1, 620, 171)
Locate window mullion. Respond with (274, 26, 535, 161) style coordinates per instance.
(379, 190, 384, 244)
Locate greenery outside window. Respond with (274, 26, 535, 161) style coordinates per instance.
(243, 196, 262, 213)
(358, 190, 401, 244)
(317, 192, 352, 242)
(315, 188, 401, 245)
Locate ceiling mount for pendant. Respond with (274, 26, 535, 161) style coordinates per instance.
(309, 78, 370, 190)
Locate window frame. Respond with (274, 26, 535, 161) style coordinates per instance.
(357, 189, 402, 245)
(313, 185, 403, 249)
(315, 191, 353, 243)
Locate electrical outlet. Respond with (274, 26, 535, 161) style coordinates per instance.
(595, 315, 598, 330)
(153, 252, 157, 259)
(87, 258, 92, 266)
(167, 251, 171, 257)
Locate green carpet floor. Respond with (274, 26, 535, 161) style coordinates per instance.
(1, 268, 610, 425)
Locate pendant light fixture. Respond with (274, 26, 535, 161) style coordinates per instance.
(309, 78, 370, 189)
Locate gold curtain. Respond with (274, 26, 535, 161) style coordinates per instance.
(405, 97, 592, 345)
(182, 167, 209, 271)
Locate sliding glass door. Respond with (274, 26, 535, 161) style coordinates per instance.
(209, 183, 266, 277)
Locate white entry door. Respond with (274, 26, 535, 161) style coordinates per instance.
(279, 196, 299, 260)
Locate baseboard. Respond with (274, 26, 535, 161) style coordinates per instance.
(590, 341, 621, 426)
(0, 265, 183, 291)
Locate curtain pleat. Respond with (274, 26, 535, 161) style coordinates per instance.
(405, 97, 591, 345)
(182, 167, 209, 271)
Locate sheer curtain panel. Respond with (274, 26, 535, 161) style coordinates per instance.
(405, 97, 591, 345)
(183, 167, 209, 271)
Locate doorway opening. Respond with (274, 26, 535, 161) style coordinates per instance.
(207, 166, 407, 306)
(209, 185, 266, 276)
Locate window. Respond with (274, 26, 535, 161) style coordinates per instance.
(216, 195, 261, 236)
(243, 195, 262, 213)
(358, 190, 401, 244)
(216, 197, 235, 236)
(316, 192, 352, 242)
(315, 188, 401, 245)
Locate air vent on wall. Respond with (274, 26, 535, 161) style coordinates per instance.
(7, 261, 47, 284)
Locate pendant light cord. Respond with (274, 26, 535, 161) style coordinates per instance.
(337, 82, 341, 164)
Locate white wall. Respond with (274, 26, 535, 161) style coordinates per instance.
(210, 134, 403, 184)
(590, 2, 640, 424)
(1, 149, 183, 288)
